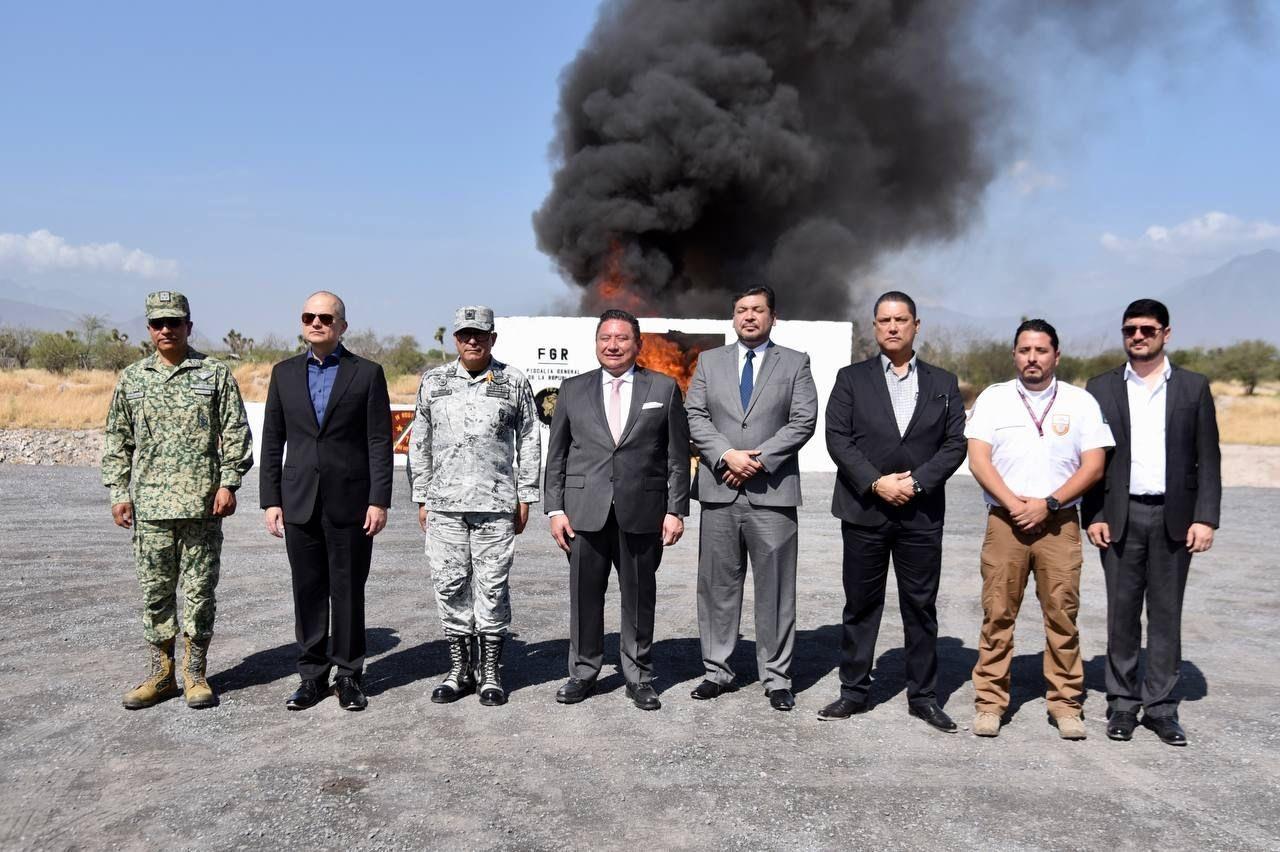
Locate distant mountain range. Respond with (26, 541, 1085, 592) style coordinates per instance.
(921, 249, 1280, 350)
(3, 249, 1277, 351)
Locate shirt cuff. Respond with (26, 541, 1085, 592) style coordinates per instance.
(109, 485, 131, 505)
(547, 509, 565, 517)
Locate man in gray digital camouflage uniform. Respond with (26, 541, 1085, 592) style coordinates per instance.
(408, 305, 540, 706)
(102, 290, 254, 710)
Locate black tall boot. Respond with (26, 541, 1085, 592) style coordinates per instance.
(477, 633, 507, 706)
(431, 633, 476, 704)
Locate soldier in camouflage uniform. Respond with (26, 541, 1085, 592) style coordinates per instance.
(408, 305, 541, 706)
(102, 290, 254, 710)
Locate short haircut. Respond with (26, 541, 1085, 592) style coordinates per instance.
(732, 285, 776, 313)
(596, 308, 641, 339)
(1122, 298, 1170, 328)
(873, 291, 917, 319)
(307, 290, 347, 320)
(1013, 318, 1059, 351)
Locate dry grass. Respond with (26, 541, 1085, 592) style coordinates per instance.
(0, 369, 120, 429)
(3, 368, 1278, 444)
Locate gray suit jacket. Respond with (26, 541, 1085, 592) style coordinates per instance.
(543, 366, 691, 534)
(685, 341, 818, 507)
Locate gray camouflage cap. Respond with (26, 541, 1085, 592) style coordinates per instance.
(453, 305, 495, 333)
(145, 290, 190, 319)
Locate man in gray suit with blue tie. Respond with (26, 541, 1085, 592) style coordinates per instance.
(684, 286, 819, 711)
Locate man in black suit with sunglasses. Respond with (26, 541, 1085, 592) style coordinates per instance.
(260, 291, 393, 712)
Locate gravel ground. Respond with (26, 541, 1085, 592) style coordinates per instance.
(1, 466, 1277, 851)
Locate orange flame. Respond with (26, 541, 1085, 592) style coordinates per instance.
(588, 239, 651, 315)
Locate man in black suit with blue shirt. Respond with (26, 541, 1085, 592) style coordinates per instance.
(820, 292, 967, 731)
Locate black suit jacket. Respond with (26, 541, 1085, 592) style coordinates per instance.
(826, 356, 967, 528)
(1082, 363, 1221, 540)
(259, 348, 394, 526)
(543, 366, 691, 535)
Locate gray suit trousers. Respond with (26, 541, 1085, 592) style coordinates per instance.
(696, 500, 798, 691)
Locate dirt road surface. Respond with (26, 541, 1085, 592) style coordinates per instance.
(1, 466, 1277, 850)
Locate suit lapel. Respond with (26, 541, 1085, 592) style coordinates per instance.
(743, 341, 779, 417)
(1110, 366, 1131, 439)
(294, 354, 321, 433)
(867, 357, 898, 427)
(319, 350, 358, 435)
(900, 361, 933, 439)
(1164, 364, 1181, 432)
(618, 367, 651, 446)
(720, 345, 745, 416)
(586, 368, 612, 441)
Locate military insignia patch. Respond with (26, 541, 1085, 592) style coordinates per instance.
(159, 291, 171, 301)
(430, 388, 453, 398)
(193, 387, 214, 396)
(126, 391, 145, 400)
(1052, 414, 1071, 436)
(485, 385, 510, 399)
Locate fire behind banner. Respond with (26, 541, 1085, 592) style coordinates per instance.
(491, 316, 851, 473)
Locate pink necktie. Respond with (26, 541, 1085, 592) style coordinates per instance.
(608, 377, 624, 443)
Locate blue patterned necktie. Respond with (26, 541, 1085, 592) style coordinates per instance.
(740, 349, 755, 411)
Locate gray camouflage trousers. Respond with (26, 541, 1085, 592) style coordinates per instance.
(426, 511, 515, 635)
(132, 518, 223, 644)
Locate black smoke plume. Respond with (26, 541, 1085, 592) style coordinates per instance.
(534, 0, 1268, 319)
(534, 0, 995, 318)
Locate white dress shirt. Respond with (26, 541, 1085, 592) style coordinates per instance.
(602, 365, 636, 434)
(736, 338, 770, 380)
(1125, 357, 1172, 496)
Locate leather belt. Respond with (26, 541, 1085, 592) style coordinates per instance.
(1129, 494, 1165, 505)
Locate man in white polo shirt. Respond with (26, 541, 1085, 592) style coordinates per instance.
(964, 319, 1114, 740)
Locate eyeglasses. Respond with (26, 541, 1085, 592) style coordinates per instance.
(1121, 324, 1163, 338)
(301, 313, 337, 326)
(148, 317, 185, 330)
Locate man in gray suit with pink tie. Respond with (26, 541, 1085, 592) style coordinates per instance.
(684, 286, 818, 711)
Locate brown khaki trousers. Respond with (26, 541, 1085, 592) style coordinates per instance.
(972, 508, 1085, 717)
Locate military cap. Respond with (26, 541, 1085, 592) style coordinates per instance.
(145, 290, 191, 319)
(453, 305, 495, 333)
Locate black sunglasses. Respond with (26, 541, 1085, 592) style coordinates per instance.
(148, 317, 186, 330)
(1121, 324, 1163, 338)
(301, 312, 337, 326)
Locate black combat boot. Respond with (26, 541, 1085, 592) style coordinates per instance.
(477, 633, 507, 706)
(431, 633, 476, 704)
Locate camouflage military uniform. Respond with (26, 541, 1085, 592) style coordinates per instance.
(407, 358, 540, 634)
(102, 347, 254, 643)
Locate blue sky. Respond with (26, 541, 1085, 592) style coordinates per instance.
(1, 2, 1277, 342)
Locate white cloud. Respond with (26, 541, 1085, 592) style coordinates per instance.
(1101, 211, 1280, 258)
(1009, 159, 1063, 196)
(0, 229, 178, 278)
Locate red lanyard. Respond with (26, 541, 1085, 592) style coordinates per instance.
(1016, 383, 1058, 437)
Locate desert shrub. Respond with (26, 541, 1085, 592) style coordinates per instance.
(31, 331, 85, 374)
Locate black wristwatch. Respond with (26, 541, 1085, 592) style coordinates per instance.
(1045, 495, 1061, 512)
(911, 477, 923, 496)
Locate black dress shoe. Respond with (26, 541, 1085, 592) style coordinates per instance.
(335, 676, 368, 711)
(1142, 714, 1187, 746)
(625, 682, 661, 711)
(285, 678, 329, 711)
(817, 696, 869, 720)
(767, 689, 795, 711)
(909, 702, 958, 733)
(555, 678, 596, 704)
(690, 680, 731, 700)
(1106, 711, 1139, 741)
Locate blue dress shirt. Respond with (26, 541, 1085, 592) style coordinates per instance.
(307, 345, 343, 425)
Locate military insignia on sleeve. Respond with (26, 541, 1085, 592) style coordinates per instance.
(1052, 414, 1071, 436)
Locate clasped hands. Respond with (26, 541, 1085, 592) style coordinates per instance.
(721, 448, 764, 489)
(871, 472, 916, 507)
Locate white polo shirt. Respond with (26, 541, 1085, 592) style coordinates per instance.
(965, 378, 1114, 508)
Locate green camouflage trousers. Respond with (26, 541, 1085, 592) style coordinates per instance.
(426, 511, 515, 635)
(132, 518, 223, 643)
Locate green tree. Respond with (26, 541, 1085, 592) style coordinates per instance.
(222, 328, 255, 360)
(382, 335, 427, 376)
(0, 326, 36, 367)
(31, 331, 85, 374)
(1211, 340, 1280, 395)
(92, 328, 137, 371)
